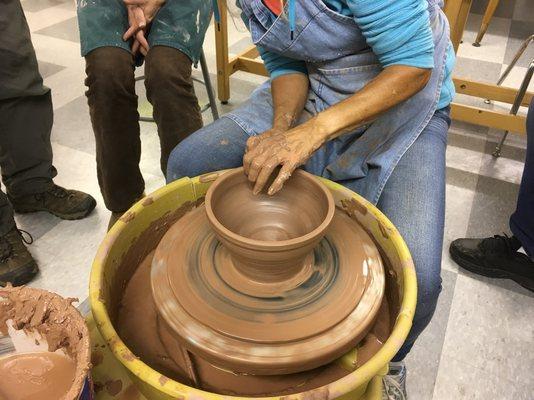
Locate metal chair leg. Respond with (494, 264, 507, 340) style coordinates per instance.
(493, 60, 534, 157)
(485, 35, 534, 104)
(199, 50, 220, 121)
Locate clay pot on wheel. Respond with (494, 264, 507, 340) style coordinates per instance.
(205, 167, 335, 284)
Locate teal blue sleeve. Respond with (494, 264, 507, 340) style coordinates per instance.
(238, 2, 307, 78)
(345, 0, 435, 69)
(257, 47, 308, 78)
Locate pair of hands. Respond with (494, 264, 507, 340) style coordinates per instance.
(122, 0, 165, 56)
(243, 125, 324, 196)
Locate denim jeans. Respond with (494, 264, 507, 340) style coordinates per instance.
(167, 108, 451, 361)
(510, 98, 534, 256)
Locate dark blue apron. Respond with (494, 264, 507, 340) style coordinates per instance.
(226, 0, 450, 204)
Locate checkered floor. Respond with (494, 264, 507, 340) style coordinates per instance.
(16, 0, 534, 398)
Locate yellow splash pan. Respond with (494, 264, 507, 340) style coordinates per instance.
(89, 171, 417, 400)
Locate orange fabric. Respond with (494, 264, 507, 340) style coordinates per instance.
(263, 0, 283, 15)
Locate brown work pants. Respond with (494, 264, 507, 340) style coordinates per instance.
(84, 46, 202, 213)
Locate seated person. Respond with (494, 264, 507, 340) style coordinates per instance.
(166, 1, 457, 398)
(76, 0, 212, 228)
(451, 98, 534, 292)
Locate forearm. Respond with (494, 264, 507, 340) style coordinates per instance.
(299, 65, 431, 145)
(270, 73, 309, 131)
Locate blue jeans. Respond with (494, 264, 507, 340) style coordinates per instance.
(167, 108, 450, 361)
(510, 98, 534, 256)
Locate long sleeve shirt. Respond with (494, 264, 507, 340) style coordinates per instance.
(242, 0, 455, 109)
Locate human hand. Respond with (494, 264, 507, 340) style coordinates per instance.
(243, 126, 324, 195)
(124, 0, 165, 24)
(123, 5, 149, 55)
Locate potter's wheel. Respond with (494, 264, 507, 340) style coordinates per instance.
(151, 205, 385, 375)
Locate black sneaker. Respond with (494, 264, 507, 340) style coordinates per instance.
(0, 228, 38, 286)
(449, 234, 534, 292)
(9, 183, 96, 220)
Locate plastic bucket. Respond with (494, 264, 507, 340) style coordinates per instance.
(90, 171, 417, 400)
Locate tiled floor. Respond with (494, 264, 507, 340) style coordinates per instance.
(15, 0, 534, 399)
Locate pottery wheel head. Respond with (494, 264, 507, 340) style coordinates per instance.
(151, 200, 385, 375)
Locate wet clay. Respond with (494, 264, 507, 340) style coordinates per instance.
(119, 250, 392, 396)
(205, 168, 335, 283)
(0, 351, 76, 400)
(152, 204, 384, 374)
(0, 286, 90, 400)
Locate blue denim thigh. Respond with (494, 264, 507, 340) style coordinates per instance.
(377, 108, 450, 361)
(166, 116, 248, 183)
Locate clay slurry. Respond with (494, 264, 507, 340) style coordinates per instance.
(0, 286, 91, 400)
(0, 352, 76, 400)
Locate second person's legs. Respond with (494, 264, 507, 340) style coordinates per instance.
(85, 47, 144, 213)
(145, 46, 203, 175)
(510, 98, 534, 256)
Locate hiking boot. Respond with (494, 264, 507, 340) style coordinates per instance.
(0, 228, 38, 287)
(450, 234, 534, 292)
(382, 361, 407, 400)
(9, 184, 96, 220)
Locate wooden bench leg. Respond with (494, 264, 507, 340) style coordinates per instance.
(473, 0, 499, 47)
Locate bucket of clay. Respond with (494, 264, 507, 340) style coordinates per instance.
(90, 170, 417, 400)
(0, 286, 93, 400)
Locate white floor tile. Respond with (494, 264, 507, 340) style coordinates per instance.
(457, 15, 511, 64)
(435, 274, 534, 399)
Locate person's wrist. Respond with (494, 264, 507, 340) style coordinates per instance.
(272, 111, 296, 132)
(303, 117, 330, 150)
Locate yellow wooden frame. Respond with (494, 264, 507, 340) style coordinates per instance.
(214, 0, 531, 134)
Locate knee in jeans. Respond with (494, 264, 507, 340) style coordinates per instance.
(166, 144, 198, 183)
(85, 47, 134, 94)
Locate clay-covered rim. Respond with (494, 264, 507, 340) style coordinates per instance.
(0, 286, 91, 400)
(205, 168, 336, 249)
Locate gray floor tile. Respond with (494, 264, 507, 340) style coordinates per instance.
(405, 269, 457, 400)
(434, 274, 534, 399)
(470, 0, 517, 19)
(504, 20, 534, 68)
(38, 60, 66, 79)
(21, 0, 72, 13)
(52, 95, 94, 154)
(457, 14, 511, 63)
(478, 138, 525, 184)
(485, 128, 527, 162)
(454, 56, 504, 83)
(442, 172, 479, 274)
(512, 0, 534, 22)
(466, 174, 520, 238)
(433, 354, 531, 400)
(35, 16, 80, 43)
(458, 268, 534, 299)
(14, 212, 61, 242)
